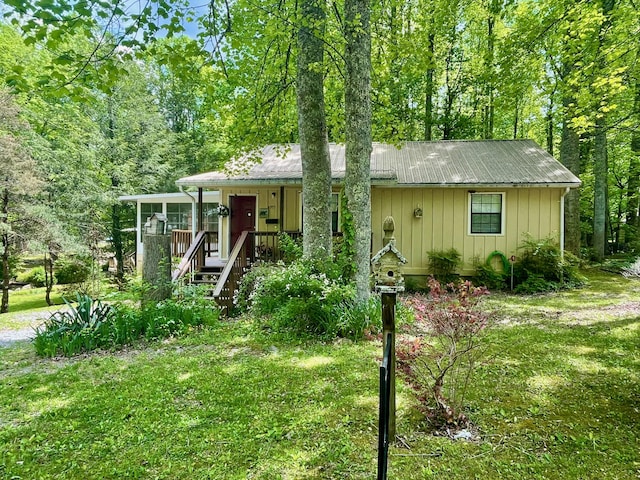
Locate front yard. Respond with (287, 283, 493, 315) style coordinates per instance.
(0, 269, 638, 479)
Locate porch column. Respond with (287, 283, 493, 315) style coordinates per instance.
(198, 187, 204, 232)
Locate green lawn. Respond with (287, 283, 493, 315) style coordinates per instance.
(0, 270, 639, 479)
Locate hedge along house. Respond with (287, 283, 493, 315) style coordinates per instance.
(118, 191, 220, 269)
(174, 140, 581, 279)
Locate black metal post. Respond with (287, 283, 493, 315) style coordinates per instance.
(381, 290, 397, 439)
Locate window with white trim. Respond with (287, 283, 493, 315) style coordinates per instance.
(469, 193, 503, 234)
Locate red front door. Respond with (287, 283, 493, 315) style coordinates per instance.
(230, 196, 256, 249)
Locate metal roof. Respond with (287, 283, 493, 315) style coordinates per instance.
(119, 191, 220, 202)
(175, 140, 581, 189)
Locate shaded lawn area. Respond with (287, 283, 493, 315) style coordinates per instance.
(1, 271, 639, 479)
(4, 286, 64, 314)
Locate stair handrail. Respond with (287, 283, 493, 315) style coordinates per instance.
(172, 230, 208, 281)
(212, 230, 249, 300)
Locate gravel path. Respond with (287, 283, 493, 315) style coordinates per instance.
(0, 308, 66, 347)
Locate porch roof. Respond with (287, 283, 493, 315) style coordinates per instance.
(175, 140, 581, 189)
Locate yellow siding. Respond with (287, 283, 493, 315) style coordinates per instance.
(371, 187, 564, 276)
(218, 186, 282, 257)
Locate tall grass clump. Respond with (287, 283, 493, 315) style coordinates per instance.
(235, 260, 379, 340)
(33, 290, 219, 357)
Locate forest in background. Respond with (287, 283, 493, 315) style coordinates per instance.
(0, 0, 639, 307)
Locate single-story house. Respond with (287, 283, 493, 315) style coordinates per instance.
(173, 140, 581, 277)
(119, 191, 220, 268)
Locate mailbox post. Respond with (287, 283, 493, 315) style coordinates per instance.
(371, 216, 406, 441)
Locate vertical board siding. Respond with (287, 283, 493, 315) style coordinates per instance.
(371, 187, 564, 275)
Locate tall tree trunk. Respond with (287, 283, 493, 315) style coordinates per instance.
(626, 67, 640, 248)
(592, 0, 615, 261)
(593, 115, 608, 261)
(345, 0, 372, 303)
(112, 200, 125, 287)
(546, 95, 554, 155)
(1, 187, 9, 313)
(483, 9, 496, 140)
(297, 0, 332, 260)
(560, 92, 581, 255)
(424, 33, 435, 141)
(513, 99, 519, 139)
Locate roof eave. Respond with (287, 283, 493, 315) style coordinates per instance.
(385, 182, 582, 189)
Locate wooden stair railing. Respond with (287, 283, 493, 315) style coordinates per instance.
(172, 230, 208, 281)
(211, 230, 250, 316)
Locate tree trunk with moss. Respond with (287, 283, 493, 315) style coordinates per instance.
(297, 0, 332, 260)
(142, 233, 172, 303)
(344, 0, 372, 303)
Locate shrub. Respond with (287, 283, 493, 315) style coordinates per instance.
(398, 278, 492, 428)
(472, 255, 507, 290)
(55, 256, 91, 284)
(33, 290, 219, 357)
(513, 235, 585, 293)
(278, 232, 303, 264)
(427, 248, 461, 283)
(238, 260, 378, 339)
(17, 266, 51, 287)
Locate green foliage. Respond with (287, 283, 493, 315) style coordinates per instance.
(472, 253, 509, 290)
(33, 294, 114, 356)
(237, 260, 378, 340)
(17, 266, 51, 288)
(277, 232, 302, 264)
(513, 235, 586, 294)
(33, 291, 219, 357)
(337, 191, 357, 280)
(427, 248, 461, 283)
(54, 256, 91, 284)
(1, 272, 639, 479)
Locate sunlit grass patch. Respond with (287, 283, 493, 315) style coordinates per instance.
(0, 269, 639, 479)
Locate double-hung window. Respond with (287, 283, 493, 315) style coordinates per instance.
(469, 193, 504, 235)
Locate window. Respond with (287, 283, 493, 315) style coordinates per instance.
(470, 193, 503, 234)
(166, 203, 192, 231)
(331, 193, 339, 233)
(299, 193, 340, 233)
(202, 203, 219, 232)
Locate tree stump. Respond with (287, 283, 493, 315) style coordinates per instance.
(142, 233, 172, 303)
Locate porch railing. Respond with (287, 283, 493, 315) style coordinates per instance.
(248, 231, 303, 263)
(212, 230, 250, 316)
(172, 231, 211, 281)
(171, 230, 218, 258)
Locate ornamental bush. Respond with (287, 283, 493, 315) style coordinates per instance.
(398, 278, 493, 428)
(55, 256, 91, 284)
(237, 260, 379, 340)
(17, 266, 50, 287)
(513, 235, 585, 293)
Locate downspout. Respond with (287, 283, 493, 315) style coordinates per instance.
(179, 186, 198, 240)
(560, 187, 570, 259)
